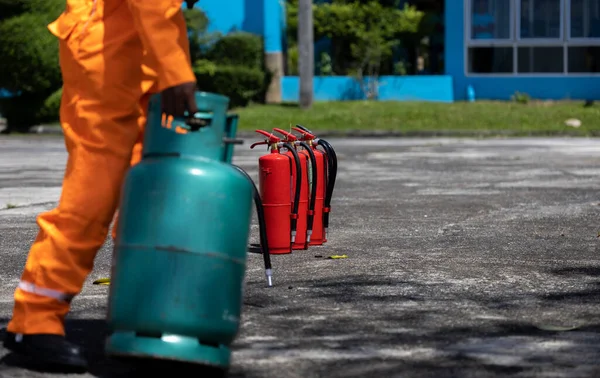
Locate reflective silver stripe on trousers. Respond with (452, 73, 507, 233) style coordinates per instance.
(18, 281, 74, 303)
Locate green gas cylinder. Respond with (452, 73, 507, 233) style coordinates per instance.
(104, 91, 253, 369)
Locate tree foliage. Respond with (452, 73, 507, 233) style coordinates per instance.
(0, 0, 64, 131)
(205, 32, 264, 69)
(0, 0, 64, 22)
(0, 13, 61, 93)
(286, 0, 425, 75)
(184, 8, 211, 62)
(0, 0, 64, 93)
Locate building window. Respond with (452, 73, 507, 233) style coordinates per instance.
(470, 0, 511, 40)
(519, 0, 562, 39)
(517, 46, 564, 72)
(466, 0, 600, 75)
(468, 47, 513, 73)
(568, 46, 600, 72)
(569, 0, 600, 38)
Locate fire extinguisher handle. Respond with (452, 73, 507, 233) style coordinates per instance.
(292, 126, 315, 140)
(295, 124, 313, 133)
(272, 128, 297, 141)
(254, 130, 281, 144)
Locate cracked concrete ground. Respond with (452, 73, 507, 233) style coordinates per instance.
(1, 135, 600, 378)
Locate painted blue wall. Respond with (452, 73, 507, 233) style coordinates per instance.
(195, 0, 248, 34)
(445, 0, 600, 100)
(281, 76, 454, 102)
(195, 0, 282, 52)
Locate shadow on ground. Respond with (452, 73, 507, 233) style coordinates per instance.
(232, 267, 600, 377)
(542, 267, 600, 303)
(0, 266, 599, 377)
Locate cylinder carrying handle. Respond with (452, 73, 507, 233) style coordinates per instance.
(223, 138, 244, 145)
(182, 111, 213, 130)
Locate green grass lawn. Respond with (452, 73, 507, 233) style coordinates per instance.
(234, 100, 600, 137)
(4, 99, 600, 137)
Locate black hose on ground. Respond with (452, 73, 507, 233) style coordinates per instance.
(232, 165, 273, 286)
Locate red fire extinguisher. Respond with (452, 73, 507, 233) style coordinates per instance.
(290, 126, 327, 246)
(272, 128, 317, 250)
(293, 125, 338, 243)
(250, 130, 302, 254)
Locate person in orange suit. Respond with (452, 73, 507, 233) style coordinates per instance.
(109, 65, 157, 241)
(3, 0, 202, 370)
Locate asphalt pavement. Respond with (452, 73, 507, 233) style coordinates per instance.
(1, 135, 600, 378)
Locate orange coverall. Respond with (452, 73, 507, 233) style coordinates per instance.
(7, 0, 195, 336)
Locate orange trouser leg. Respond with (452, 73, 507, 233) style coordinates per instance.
(110, 63, 159, 241)
(109, 94, 148, 241)
(7, 2, 148, 335)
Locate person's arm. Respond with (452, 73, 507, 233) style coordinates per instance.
(126, 0, 196, 92)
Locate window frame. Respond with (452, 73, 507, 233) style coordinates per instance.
(466, 0, 514, 43)
(516, 45, 567, 73)
(516, 0, 564, 42)
(464, 0, 600, 76)
(566, 0, 600, 41)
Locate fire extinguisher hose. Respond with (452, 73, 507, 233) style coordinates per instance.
(232, 165, 273, 287)
(298, 141, 318, 243)
(292, 125, 338, 213)
(317, 139, 338, 231)
(290, 124, 338, 234)
(282, 142, 302, 243)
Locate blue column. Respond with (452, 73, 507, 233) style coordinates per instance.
(445, 0, 466, 100)
(263, 0, 283, 53)
(263, 0, 284, 102)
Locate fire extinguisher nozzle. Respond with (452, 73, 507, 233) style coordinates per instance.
(265, 269, 273, 287)
(291, 231, 297, 243)
(306, 230, 312, 243)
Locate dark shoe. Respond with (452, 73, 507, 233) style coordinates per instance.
(3, 331, 88, 371)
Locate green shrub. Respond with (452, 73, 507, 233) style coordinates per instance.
(318, 52, 333, 75)
(0, 13, 61, 94)
(194, 59, 218, 76)
(204, 32, 264, 70)
(287, 45, 299, 75)
(0, 0, 64, 131)
(36, 87, 63, 122)
(0, 94, 48, 132)
(511, 91, 531, 104)
(196, 31, 272, 107)
(194, 63, 266, 108)
(0, 0, 64, 20)
(23, 0, 65, 19)
(0, 87, 62, 132)
(0, 0, 26, 21)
